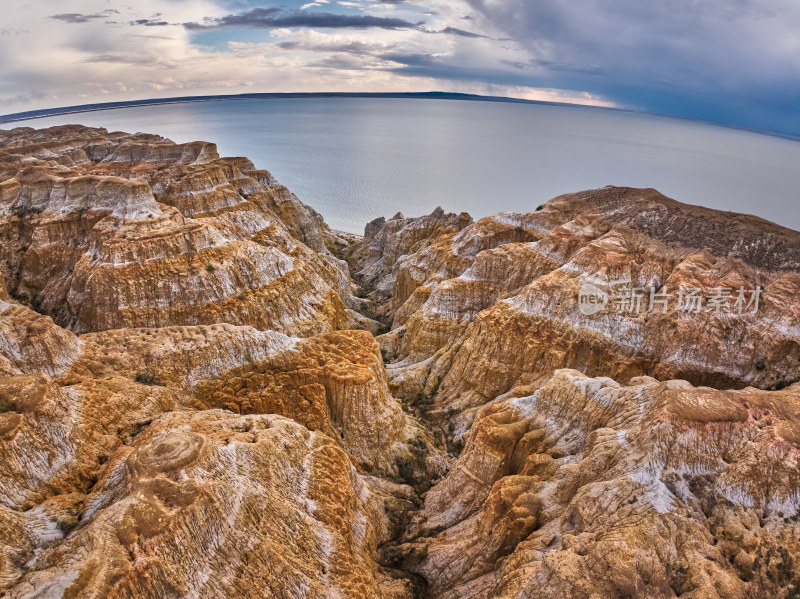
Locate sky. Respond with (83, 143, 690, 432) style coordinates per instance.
(0, 0, 798, 135)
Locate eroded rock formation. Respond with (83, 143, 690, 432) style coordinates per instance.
(0, 265, 426, 598)
(1, 126, 799, 599)
(360, 187, 800, 405)
(0, 125, 361, 336)
(390, 370, 800, 598)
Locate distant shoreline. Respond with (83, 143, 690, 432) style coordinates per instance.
(1, 91, 798, 144)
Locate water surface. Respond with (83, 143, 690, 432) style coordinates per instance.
(13, 98, 800, 233)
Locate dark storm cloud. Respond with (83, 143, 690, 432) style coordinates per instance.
(49, 13, 105, 23)
(278, 38, 391, 56)
(463, 0, 800, 134)
(210, 6, 281, 26)
(309, 55, 371, 70)
(129, 19, 170, 27)
(49, 9, 119, 24)
(277, 27, 487, 62)
(380, 52, 438, 68)
(373, 52, 536, 86)
(503, 59, 605, 77)
(184, 8, 421, 31)
(437, 27, 486, 38)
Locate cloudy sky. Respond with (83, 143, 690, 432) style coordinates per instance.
(1, 0, 798, 135)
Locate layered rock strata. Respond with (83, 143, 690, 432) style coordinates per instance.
(389, 370, 800, 598)
(2, 126, 799, 599)
(0, 125, 360, 336)
(357, 188, 800, 407)
(344, 186, 800, 599)
(0, 279, 426, 598)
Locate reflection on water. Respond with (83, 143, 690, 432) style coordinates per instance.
(17, 98, 800, 233)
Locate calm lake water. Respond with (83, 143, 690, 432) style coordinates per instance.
(10, 98, 800, 233)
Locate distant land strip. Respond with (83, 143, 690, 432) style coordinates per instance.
(1, 92, 798, 143)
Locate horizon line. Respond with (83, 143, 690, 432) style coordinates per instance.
(1, 91, 798, 143)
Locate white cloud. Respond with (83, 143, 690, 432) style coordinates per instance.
(0, 0, 634, 116)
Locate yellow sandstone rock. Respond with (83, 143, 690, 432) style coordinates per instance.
(2, 127, 799, 599)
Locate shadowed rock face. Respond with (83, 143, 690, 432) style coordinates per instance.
(1, 126, 800, 599)
(351, 208, 473, 304)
